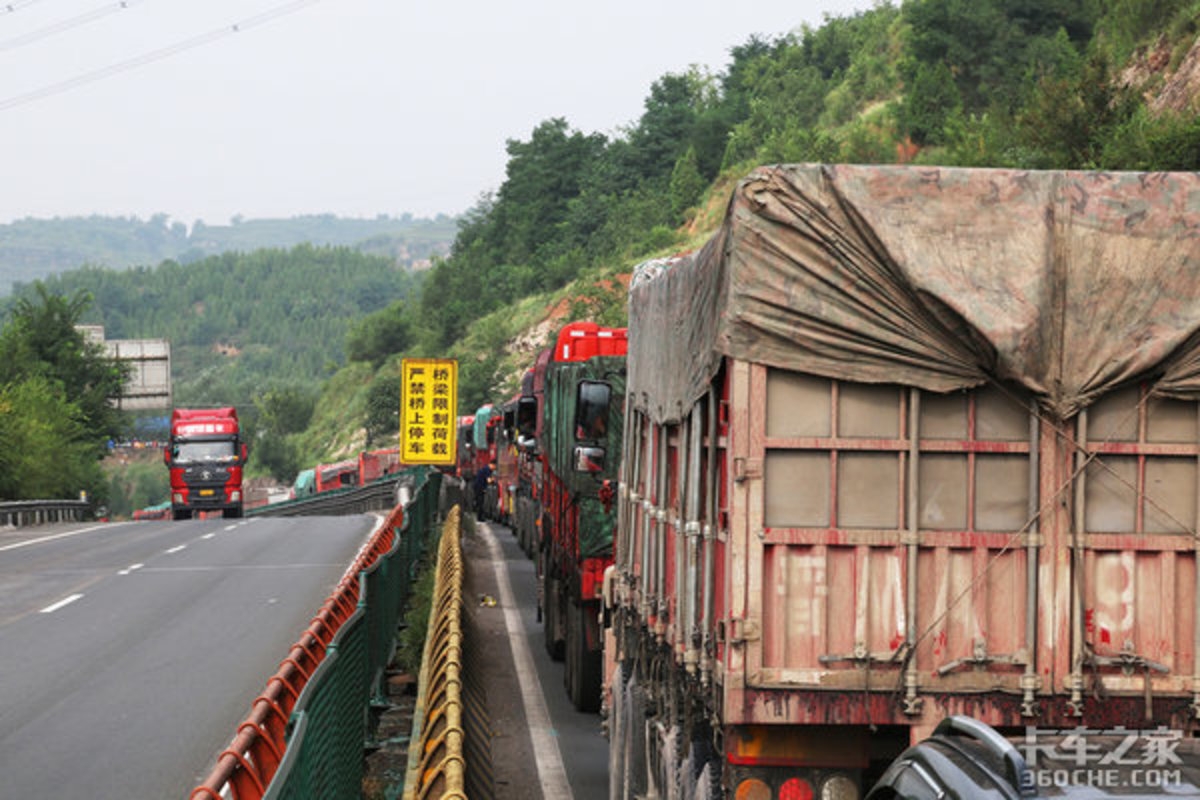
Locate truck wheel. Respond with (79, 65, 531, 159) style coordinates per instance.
(222, 506, 242, 519)
(608, 663, 627, 800)
(172, 509, 190, 521)
(542, 566, 564, 661)
(625, 674, 649, 800)
(566, 597, 601, 712)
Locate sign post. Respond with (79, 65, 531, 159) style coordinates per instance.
(400, 358, 458, 465)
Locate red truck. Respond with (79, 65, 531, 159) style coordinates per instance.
(537, 321, 628, 712)
(606, 165, 1200, 799)
(164, 408, 247, 521)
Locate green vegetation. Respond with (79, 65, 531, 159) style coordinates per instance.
(388, 0, 1200, 412)
(0, 213, 455, 296)
(0, 285, 127, 501)
(11, 246, 419, 412)
(10, 0, 1200, 504)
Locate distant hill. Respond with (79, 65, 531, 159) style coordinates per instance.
(11, 245, 421, 410)
(0, 213, 456, 295)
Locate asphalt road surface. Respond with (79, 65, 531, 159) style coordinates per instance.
(469, 519, 609, 800)
(0, 514, 377, 799)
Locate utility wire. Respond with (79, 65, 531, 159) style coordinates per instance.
(2, 0, 50, 17)
(1, 0, 143, 53)
(0, 0, 322, 112)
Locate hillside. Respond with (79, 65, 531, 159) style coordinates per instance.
(0, 213, 455, 296)
(287, 0, 1200, 470)
(15, 245, 419, 414)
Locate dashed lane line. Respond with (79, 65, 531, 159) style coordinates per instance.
(39, 594, 84, 614)
(165, 545, 186, 554)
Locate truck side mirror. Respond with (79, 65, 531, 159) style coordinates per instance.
(574, 445, 605, 473)
(241, 443, 249, 463)
(517, 396, 538, 438)
(163, 447, 171, 466)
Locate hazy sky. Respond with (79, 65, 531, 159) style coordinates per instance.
(0, 0, 876, 225)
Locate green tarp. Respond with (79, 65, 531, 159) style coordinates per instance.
(544, 355, 626, 559)
(628, 164, 1200, 423)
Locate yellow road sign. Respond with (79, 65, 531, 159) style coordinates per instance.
(400, 358, 458, 464)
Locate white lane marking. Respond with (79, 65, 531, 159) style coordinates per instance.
(165, 545, 186, 554)
(40, 593, 84, 614)
(0, 523, 116, 553)
(479, 523, 574, 800)
(223, 524, 237, 532)
(201, 533, 216, 540)
(117, 562, 145, 576)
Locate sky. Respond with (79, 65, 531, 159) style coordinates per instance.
(0, 0, 877, 226)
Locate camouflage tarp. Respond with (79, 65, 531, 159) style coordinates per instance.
(628, 164, 1200, 424)
(544, 355, 626, 559)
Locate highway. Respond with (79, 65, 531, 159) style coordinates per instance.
(470, 519, 609, 799)
(0, 514, 378, 799)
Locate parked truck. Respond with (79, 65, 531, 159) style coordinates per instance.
(606, 164, 1200, 799)
(165, 407, 246, 520)
(538, 321, 628, 711)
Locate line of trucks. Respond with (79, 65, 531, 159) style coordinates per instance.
(463, 164, 1200, 799)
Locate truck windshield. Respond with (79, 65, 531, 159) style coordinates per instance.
(173, 441, 237, 463)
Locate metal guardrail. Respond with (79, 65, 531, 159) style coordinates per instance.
(403, 505, 467, 800)
(191, 466, 442, 800)
(249, 473, 413, 517)
(0, 500, 90, 527)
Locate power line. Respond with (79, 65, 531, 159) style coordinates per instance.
(0, 0, 322, 112)
(1, 0, 144, 53)
(2, 0, 51, 17)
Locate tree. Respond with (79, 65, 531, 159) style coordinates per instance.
(901, 60, 963, 145)
(365, 376, 403, 448)
(0, 376, 103, 500)
(669, 146, 707, 219)
(345, 301, 412, 366)
(0, 282, 128, 441)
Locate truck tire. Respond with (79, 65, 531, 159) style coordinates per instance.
(566, 597, 601, 712)
(542, 563, 564, 661)
(222, 506, 242, 519)
(172, 509, 190, 521)
(624, 673, 649, 800)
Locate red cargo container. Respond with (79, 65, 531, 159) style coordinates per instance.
(314, 458, 359, 493)
(358, 448, 402, 485)
(607, 165, 1200, 799)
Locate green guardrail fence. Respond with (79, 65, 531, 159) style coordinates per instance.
(261, 466, 442, 799)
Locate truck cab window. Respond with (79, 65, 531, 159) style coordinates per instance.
(575, 381, 611, 441)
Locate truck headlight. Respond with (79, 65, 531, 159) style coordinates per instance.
(230, 490, 241, 502)
(820, 775, 858, 800)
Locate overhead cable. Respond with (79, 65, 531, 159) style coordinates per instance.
(2, 0, 49, 17)
(1, 0, 143, 53)
(0, 0, 322, 112)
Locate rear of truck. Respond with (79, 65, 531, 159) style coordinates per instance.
(608, 165, 1200, 800)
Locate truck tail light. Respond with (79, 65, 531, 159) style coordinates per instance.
(734, 778, 771, 800)
(819, 775, 858, 800)
(780, 778, 814, 800)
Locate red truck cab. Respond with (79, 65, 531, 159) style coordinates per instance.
(164, 408, 247, 520)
